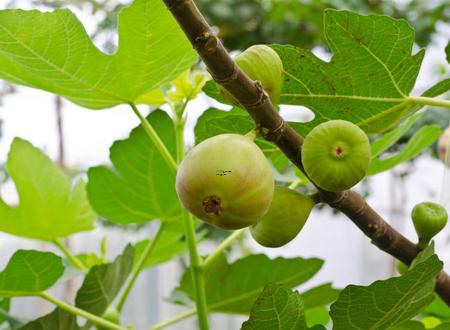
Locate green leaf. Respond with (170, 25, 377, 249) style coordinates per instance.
(0, 298, 10, 324)
(87, 110, 181, 225)
(302, 283, 339, 309)
(0, 250, 64, 297)
(175, 254, 323, 314)
(370, 114, 421, 158)
(446, 42, 450, 64)
(305, 307, 330, 328)
(329, 250, 443, 330)
(75, 253, 105, 269)
(0, 138, 95, 241)
(18, 309, 79, 330)
(241, 283, 308, 330)
(390, 320, 425, 330)
(0, 0, 196, 109)
(75, 245, 134, 316)
(424, 296, 450, 320)
(133, 227, 186, 269)
(195, 107, 286, 165)
(273, 10, 426, 135)
(368, 125, 441, 175)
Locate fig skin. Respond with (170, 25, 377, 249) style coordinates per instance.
(220, 45, 284, 106)
(412, 202, 448, 246)
(302, 120, 371, 192)
(176, 134, 274, 230)
(250, 187, 315, 248)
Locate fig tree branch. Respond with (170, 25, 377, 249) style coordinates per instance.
(162, 0, 450, 306)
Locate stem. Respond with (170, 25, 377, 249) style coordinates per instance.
(175, 113, 209, 330)
(116, 222, 166, 312)
(39, 292, 128, 330)
(148, 309, 196, 330)
(129, 103, 178, 172)
(408, 96, 450, 109)
(203, 229, 245, 269)
(52, 239, 88, 272)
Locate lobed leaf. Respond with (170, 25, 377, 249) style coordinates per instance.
(174, 254, 323, 314)
(330, 245, 443, 330)
(87, 110, 181, 225)
(0, 0, 196, 109)
(0, 138, 95, 241)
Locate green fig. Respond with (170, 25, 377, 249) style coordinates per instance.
(302, 120, 371, 192)
(220, 44, 284, 105)
(250, 187, 315, 248)
(97, 306, 120, 330)
(176, 134, 274, 230)
(412, 202, 448, 248)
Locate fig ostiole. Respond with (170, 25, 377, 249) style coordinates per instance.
(411, 201, 448, 248)
(176, 133, 274, 230)
(302, 120, 371, 192)
(220, 44, 284, 106)
(250, 187, 316, 248)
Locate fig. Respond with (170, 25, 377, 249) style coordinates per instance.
(250, 187, 315, 248)
(220, 45, 284, 105)
(176, 134, 274, 230)
(411, 202, 448, 248)
(438, 126, 450, 164)
(97, 306, 120, 330)
(302, 120, 371, 192)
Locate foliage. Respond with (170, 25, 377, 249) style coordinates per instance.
(0, 1, 448, 330)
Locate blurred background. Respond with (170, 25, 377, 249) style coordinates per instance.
(0, 0, 449, 329)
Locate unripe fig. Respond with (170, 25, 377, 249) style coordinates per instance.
(250, 187, 315, 248)
(302, 120, 371, 192)
(412, 202, 448, 247)
(438, 126, 450, 164)
(176, 134, 274, 230)
(220, 45, 284, 105)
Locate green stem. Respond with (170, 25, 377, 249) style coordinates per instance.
(183, 212, 209, 330)
(52, 239, 88, 273)
(203, 229, 245, 269)
(39, 292, 128, 330)
(148, 309, 196, 330)
(175, 114, 209, 330)
(129, 103, 178, 172)
(408, 96, 450, 109)
(116, 222, 166, 312)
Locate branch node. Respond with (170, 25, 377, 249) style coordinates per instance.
(194, 31, 217, 53)
(212, 64, 239, 84)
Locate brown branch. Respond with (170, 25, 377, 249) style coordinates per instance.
(163, 0, 450, 305)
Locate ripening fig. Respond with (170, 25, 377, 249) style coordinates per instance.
(250, 187, 316, 248)
(220, 45, 284, 105)
(412, 202, 448, 248)
(176, 134, 274, 230)
(302, 120, 371, 192)
(438, 126, 450, 164)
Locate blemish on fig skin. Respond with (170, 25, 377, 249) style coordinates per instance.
(203, 196, 222, 215)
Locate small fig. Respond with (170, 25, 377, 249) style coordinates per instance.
(97, 306, 120, 330)
(220, 45, 284, 105)
(438, 126, 450, 164)
(302, 120, 371, 192)
(250, 187, 315, 248)
(176, 134, 274, 230)
(412, 202, 448, 247)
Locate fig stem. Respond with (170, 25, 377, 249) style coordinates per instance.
(244, 128, 259, 141)
(116, 222, 166, 312)
(38, 292, 128, 330)
(129, 103, 178, 172)
(175, 112, 210, 330)
(148, 308, 197, 330)
(203, 229, 246, 269)
(52, 238, 88, 273)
